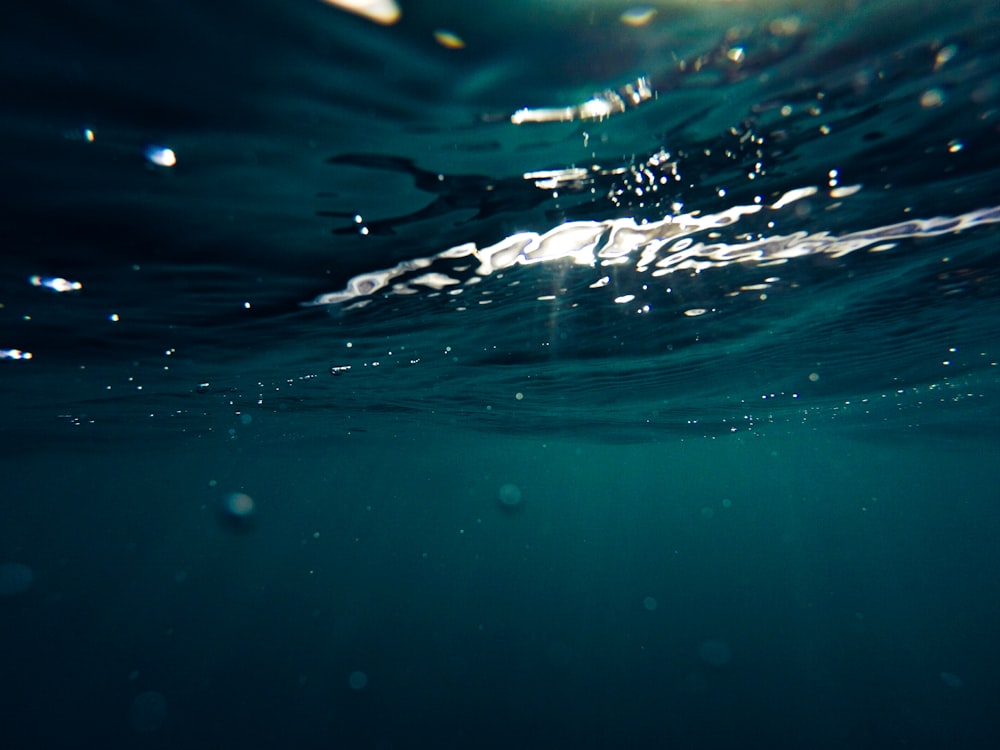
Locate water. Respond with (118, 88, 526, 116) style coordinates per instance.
(2, 0, 999, 747)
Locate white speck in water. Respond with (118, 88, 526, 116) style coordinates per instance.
(145, 146, 176, 167)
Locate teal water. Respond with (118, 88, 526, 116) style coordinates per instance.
(1, 0, 999, 747)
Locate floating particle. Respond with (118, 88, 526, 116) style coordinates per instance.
(433, 29, 464, 49)
(29, 275, 82, 293)
(934, 44, 958, 71)
(920, 89, 945, 108)
(145, 146, 176, 167)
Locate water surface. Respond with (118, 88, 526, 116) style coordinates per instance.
(1, 1, 999, 747)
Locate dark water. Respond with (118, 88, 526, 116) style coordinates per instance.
(2, 0, 999, 747)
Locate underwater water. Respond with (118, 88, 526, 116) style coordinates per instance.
(1, 0, 999, 747)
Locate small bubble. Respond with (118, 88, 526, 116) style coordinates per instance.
(223, 492, 255, 518)
(642, 596, 658, 611)
(30, 275, 82, 293)
(497, 483, 523, 508)
(348, 670, 368, 690)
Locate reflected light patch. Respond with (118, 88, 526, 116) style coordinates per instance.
(308, 201, 1000, 309)
(580, 98, 614, 119)
(621, 7, 657, 27)
(320, 0, 400, 25)
(770, 186, 817, 209)
(434, 30, 465, 49)
(920, 88, 945, 108)
(145, 146, 176, 167)
(1, 349, 33, 360)
(830, 184, 862, 199)
(511, 76, 652, 124)
(30, 275, 82, 293)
